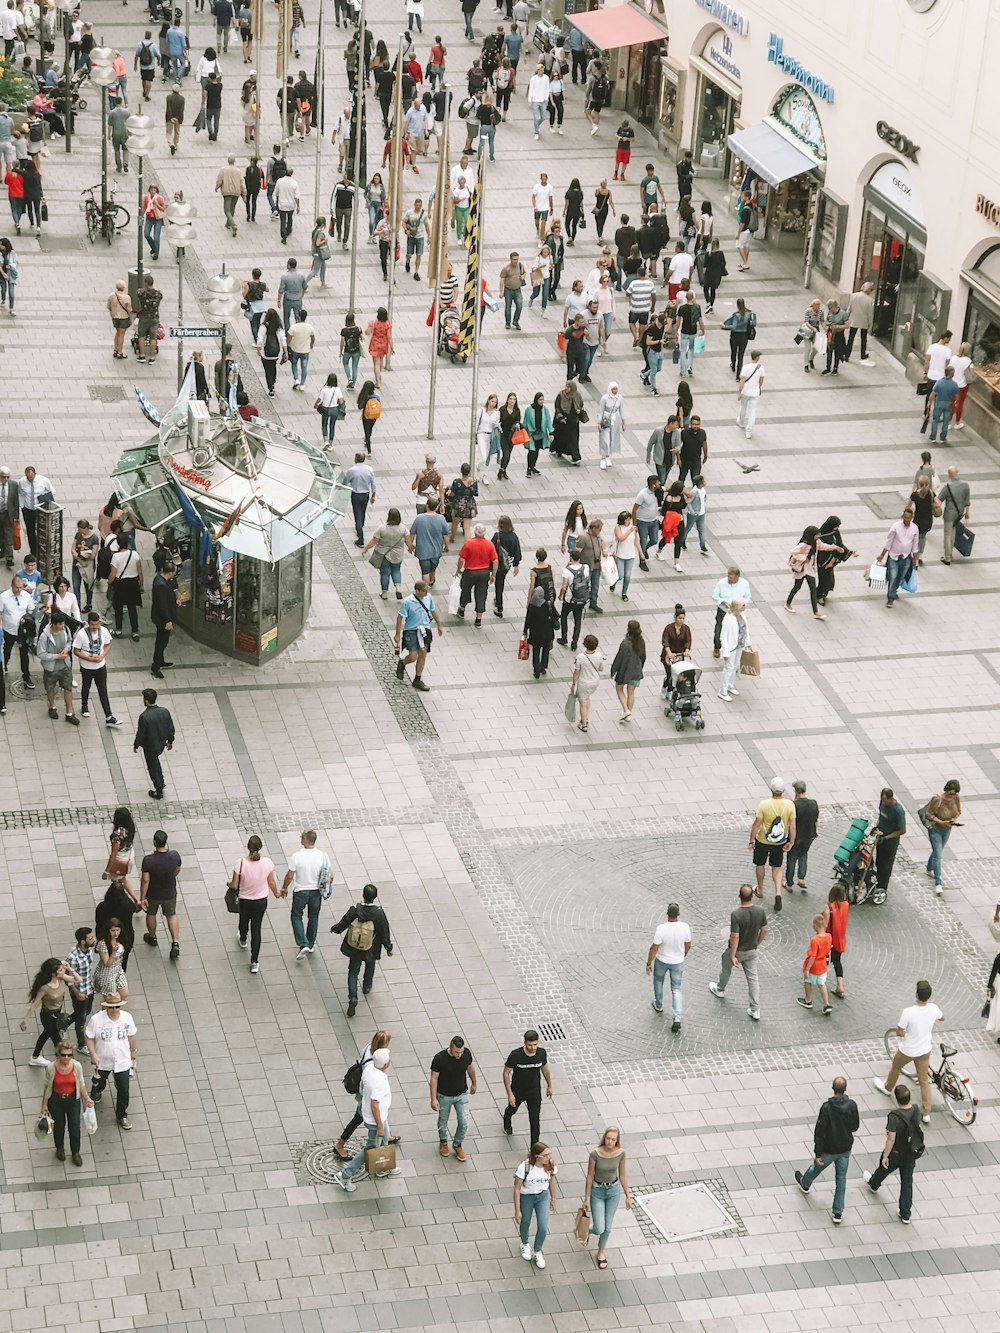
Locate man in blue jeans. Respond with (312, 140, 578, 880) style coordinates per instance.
(429, 1035, 478, 1161)
(334, 1048, 401, 1191)
(632, 474, 663, 569)
(876, 504, 919, 607)
(927, 366, 960, 441)
(281, 829, 330, 961)
(646, 903, 691, 1034)
(793, 1076, 859, 1225)
(330, 883, 394, 1017)
(342, 452, 376, 547)
(499, 251, 525, 330)
(863, 1084, 922, 1224)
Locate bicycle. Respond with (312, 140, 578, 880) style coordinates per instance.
(883, 1028, 977, 1126)
(80, 184, 131, 245)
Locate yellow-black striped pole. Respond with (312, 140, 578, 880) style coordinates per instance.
(425, 101, 450, 440)
(459, 153, 487, 473)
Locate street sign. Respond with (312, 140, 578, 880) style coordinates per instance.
(169, 326, 223, 338)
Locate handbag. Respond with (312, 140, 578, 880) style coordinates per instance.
(40, 200, 48, 222)
(564, 690, 578, 722)
(317, 242, 332, 260)
(447, 576, 462, 616)
(368, 548, 386, 568)
(104, 839, 129, 881)
(225, 860, 241, 914)
(530, 266, 544, 286)
(517, 636, 530, 661)
(866, 561, 887, 589)
(364, 1141, 396, 1175)
(915, 378, 933, 397)
(556, 331, 566, 353)
(511, 427, 529, 446)
(672, 346, 680, 363)
(953, 520, 975, 558)
(575, 1206, 590, 1245)
(83, 1105, 98, 1136)
(738, 647, 760, 677)
(601, 554, 617, 586)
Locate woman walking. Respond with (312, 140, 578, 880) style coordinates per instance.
(448, 462, 478, 543)
(98, 807, 140, 969)
(529, 242, 551, 313)
(547, 67, 564, 133)
(364, 507, 408, 601)
(307, 216, 332, 288)
(227, 834, 280, 973)
(21, 959, 81, 1067)
(675, 378, 693, 430)
(563, 176, 584, 244)
(612, 510, 640, 601)
(657, 480, 688, 570)
(93, 920, 129, 1001)
(815, 515, 857, 604)
(242, 267, 269, 342)
(610, 620, 645, 721)
(597, 382, 625, 469)
(41, 1041, 93, 1166)
(357, 380, 382, 453)
(785, 525, 843, 620)
(107, 280, 133, 360)
(595, 271, 615, 352)
(340, 311, 362, 387)
(822, 883, 849, 999)
(456, 523, 498, 627)
(661, 604, 692, 664)
(551, 381, 585, 465)
(51, 575, 82, 637)
(721, 298, 754, 377)
(923, 779, 961, 896)
(475, 393, 502, 484)
(498, 392, 521, 480)
(582, 1127, 631, 1269)
(571, 634, 604, 733)
(718, 598, 750, 703)
(525, 583, 555, 679)
(366, 305, 393, 387)
(593, 179, 614, 241)
(365, 173, 386, 238)
(411, 453, 443, 513)
(701, 237, 727, 313)
(907, 477, 938, 568)
(560, 500, 587, 556)
(334, 1029, 393, 1159)
(491, 515, 521, 618)
(315, 373, 346, 448)
(522, 391, 552, 478)
(514, 1142, 558, 1270)
(255, 308, 286, 397)
(0, 238, 19, 317)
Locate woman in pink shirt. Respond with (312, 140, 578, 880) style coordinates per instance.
(227, 835, 280, 973)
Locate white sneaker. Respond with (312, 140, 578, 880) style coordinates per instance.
(533, 132, 539, 140)
(745, 431, 753, 440)
(375, 1167, 403, 1177)
(954, 421, 965, 429)
(250, 962, 260, 973)
(718, 691, 732, 701)
(709, 982, 725, 999)
(520, 1243, 533, 1260)
(534, 1252, 546, 1269)
(238, 935, 248, 948)
(296, 947, 308, 960)
(747, 1008, 761, 1021)
(29, 1055, 51, 1067)
(872, 1078, 890, 1096)
(306, 945, 316, 953)
(728, 685, 740, 696)
(674, 561, 683, 572)
(590, 125, 599, 136)
(922, 1114, 931, 1124)
(606, 458, 612, 467)
(863, 1170, 873, 1185)
(333, 1171, 356, 1192)
(599, 458, 607, 469)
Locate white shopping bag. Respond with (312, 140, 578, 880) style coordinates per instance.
(866, 561, 887, 590)
(447, 576, 462, 616)
(83, 1105, 98, 1136)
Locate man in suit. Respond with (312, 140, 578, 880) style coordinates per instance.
(330, 883, 393, 1017)
(133, 687, 175, 799)
(0, 466, 18, 568)
(150, 556, 178, 679)
(17, 465, 53, 556)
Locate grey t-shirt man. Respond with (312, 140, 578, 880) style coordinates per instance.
(731, 903, 767, 952)
(938, 478, 970, 521)
(278, 269, 308, 305)
(634, 484, 661, 522)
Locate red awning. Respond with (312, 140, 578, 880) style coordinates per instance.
(566, 6, 666, 50)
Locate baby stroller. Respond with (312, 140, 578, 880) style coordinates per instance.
(832, 817, 885, 905)
(662, 660, 705, 731)
(437, 306, 460, 363)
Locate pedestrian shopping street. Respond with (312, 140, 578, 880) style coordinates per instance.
(3, 0, 1000, 1331)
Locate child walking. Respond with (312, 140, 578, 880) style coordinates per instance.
(797, 914, 833, 1015)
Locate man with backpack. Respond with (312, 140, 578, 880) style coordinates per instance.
(557, 550, 590, 650)
(748, 776, 796, 912)
(863, 1084, 924, 1224)
(281, 829, 331, 962)
(134, 31, 158, 101)
(265, 143, 287, 218)
(330, 884, 394, 1017)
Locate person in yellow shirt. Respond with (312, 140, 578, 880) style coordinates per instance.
(749, 776, 796, 912)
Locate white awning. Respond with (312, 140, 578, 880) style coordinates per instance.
(726, 122, 821, 188)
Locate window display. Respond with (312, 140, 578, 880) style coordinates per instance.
(658, 64, 678, 138)
(812, 190, 847, 281)
(963, 252, 1000, 399)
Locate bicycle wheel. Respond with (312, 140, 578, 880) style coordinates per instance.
(882, 1028, 918, 1079)
(112, 203, 131, 233)
(940, 1064, 977, 1126)
(86, 205, 98, 244)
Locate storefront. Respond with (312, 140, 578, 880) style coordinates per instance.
(565, 5, 667, 128)
(624, 30, 669, 128)
(655, 56, 683, 152)
(689, 28, 742, 181)
(961, 241, 1000, 442)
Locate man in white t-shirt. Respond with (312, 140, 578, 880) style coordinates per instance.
(923, 331, 952, 383)
(531, 172, 554, 242)
(646, 903, 692, 1032)
(873, 979, 943, 1122)
(666, 242, 695, 300)
(335, 1048, 402, 1190)
(737, 351, 765, 440)
(72, 611, 121, 727)
(280, 828, 330, 959)
(85, 991, 138, 1130)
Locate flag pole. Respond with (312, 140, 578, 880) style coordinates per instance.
(425, 96, 450, 441)
(312, 0, 325, 220)
(385, 32, 406, 372)
(466, 154, 487, 475)
(253, 0, 263, 151)
(348, 0, 366, 314)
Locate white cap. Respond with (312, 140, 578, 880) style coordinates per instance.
(769, 776, 785, 793)
(373, 1049, 391, 1069)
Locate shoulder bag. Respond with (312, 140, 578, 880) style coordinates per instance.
(945, 484, 975, 557)
(225, 860, 242, 914)
(105, 835, 130, 882)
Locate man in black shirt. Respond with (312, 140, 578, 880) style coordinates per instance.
(676, 290, 704, 378)
(875, 787, 906, 894)
(133, 687, 175, 799)
(502, 1028, 552, 1143)
(150, 558, 178, 679)
(863, 1084, 922, 1223)
(785, 779, 820, 891)
(793, 1075, 859, 1224)
(674, 414, 708, 487)
(429, 1035, 478, 1161)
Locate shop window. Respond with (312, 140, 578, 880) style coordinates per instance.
(964, 290, 1000, 400)
(658, 64, 678, 137)
(812, 190, 847, 282)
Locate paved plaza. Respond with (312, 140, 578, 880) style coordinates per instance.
(3, 2, 1000, 1331)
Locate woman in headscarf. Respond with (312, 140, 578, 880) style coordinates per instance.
(785, 525, 843, 620)
(551, 380, 586, 465)
(524, 583, 555, 679)
(815, 515, 857, 607)
(597, 382, 625, 470)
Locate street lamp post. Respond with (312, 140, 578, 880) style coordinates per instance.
(89, 46, 116, 216)
(165, 195, 197, 389)
(205, 269, 243, 413)
(126, 112, 154, 290)
(54, 0, 74, 153)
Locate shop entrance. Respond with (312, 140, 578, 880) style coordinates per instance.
(625, 39, 667, 126)
(856, 163, 928, 362)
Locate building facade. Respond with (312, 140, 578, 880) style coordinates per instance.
(594, 0, 1000, 439)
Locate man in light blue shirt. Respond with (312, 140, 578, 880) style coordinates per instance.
(712, 567, 751, 658)
(394, 579, 441, 692)
(0, 110, 13, 172)
(407, 498, 449, 584)
(566, 25, 586, 84)
(343, 451, 376, 547)
(165, 24, 188, 83)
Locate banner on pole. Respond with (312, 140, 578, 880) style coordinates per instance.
(456, 156, 484, 363)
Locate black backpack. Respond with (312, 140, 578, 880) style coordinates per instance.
(343, 1051, 371, 1095)
(890, 1107, 925, 1159)
(264, 327, 280, 358)
(270, 156, 287, 182)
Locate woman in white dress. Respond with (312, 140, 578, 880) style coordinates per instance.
(597, 382, 625, 468)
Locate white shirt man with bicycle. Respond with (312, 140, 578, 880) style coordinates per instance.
(873, 979, 942, 1123)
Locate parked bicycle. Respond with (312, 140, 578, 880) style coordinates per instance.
(883, 1028, 977, 1126)
(80, 184, 130, 245)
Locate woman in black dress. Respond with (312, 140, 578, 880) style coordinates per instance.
(563, 177, 584, 245)
(96, 807, 141, 972)
(491, 515, 522, 619)
(593, 179, 614, 241)
(551, 380, 585, 464)
(816, 515, 857, 606)
(524, 580, 555, 679)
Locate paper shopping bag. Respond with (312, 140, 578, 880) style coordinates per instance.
(575, 1206, 590, 1244)
(364, 1142, 397, 1176)
(738, 648, 760, 677)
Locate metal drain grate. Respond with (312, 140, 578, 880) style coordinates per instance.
(87, 384, 128, 403)
(535, 1022, 567, 1042)
(631, 1180, 746, 1243)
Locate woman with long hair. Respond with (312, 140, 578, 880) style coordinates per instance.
(227, 834, 280, 973)
(721, 298, 754, 377)
(785, 525, 842, 619)
(365, 173, 386, 237)
(560, 500, 587, 555)
(93, 920, 128, 1001)
(448, 462, 478, 544)
(20, 958, 81, 1066)
(340, 310, 363, 388)
(612, 510, 640, 602)
(366, 305, 393, 387)
(593, 178, 614, 241)
(563, 176, 584, 244)
(356, 379, 382, 452)
(907, 478, 937, 568)
(307, 216, 331, 288)
(334, 1028, 392, 1159)
(582, 1127, 631, 1268)
(255, 308, 286, 396)
(821, 882, 849, 999)
(51, 575, 82, 636)
(498, 391, 521, 481)
(514, 1141, 558, 1269)
(475, 392, 501, 484)
(661, 603, 692, 665)
(610, 619, 645, 721)
(97, 806, 140, 970)
(364, 507, 408, 600)
(675, 378, 694, 430)
(316, 372, 346, 448)
(41, 1039, 94, 1166)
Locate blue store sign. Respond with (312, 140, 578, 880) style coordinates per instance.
(766, 33, 834, 104)
(694, 0, 749, 38)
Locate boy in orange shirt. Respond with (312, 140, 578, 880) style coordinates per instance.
(797, 914, 832, 1015)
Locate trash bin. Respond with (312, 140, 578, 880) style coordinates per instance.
(128, 267, 140, 308)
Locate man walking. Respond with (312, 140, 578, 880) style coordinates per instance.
(215, 154, 245, 235)
(37, 611, 80, 726)
(785, 779, 819, 891)
(85, 991, 137, 1132)
(150, 555, 177, 679)
(394, 578, 442, 692)
(330, 173, 356, 248)
(333, 1048, 401, 1191)
(287, 308, 316, 390)
(499, 250, 525, 330)
(140, 829, 182, 960)
(343, 451, 376, 547)
(277, 256, 308, 333)
(133, 687, 175, 799)
(274, 164, 300, 244)
(844, 281, 875, 365)
(938, 465, 971, 566)
(709, 883, 768, 1021)
(645, 902, 691, 1032)
(165, 83, 184, 155)
(503, 1029, 552, 1142)
(632, 475, 663, 568)
(67, 926, 96, 1053)
(108, 100, 129, 173)
(0, 465, 18, 568)
(73, 611, 121, 727)
(737, 351, 764, 439)
(863, 1084, 923, 1224)
(674, 414, 708, 488)
(712, 566, 752, 659)
(330, 883, 393, 1016)
(749, 777, 796, 911)
(873, 980, 942, 1123)
(793, 1076, 860, 1224)
(874, 787, 906, 895)
(676, 290, 704, 379)
(430, 1035, 477, 1161)
(876, 504, 919, 606)
(407, 503, 449, 587)
(281, 829, 330, 961)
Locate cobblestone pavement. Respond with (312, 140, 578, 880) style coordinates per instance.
(2, 1, 1000, 1331)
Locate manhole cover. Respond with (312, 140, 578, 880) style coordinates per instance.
(87, 384, 128, 403)
(291, 1136, 373, 1184)
(634, 1182, 741, 1243)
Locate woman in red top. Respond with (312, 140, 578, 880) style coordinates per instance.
(822, 883, 849, 999)
(4, 165, 25, 233)
(41, 1041, 94, 1166)
(456, 522, 498, 627)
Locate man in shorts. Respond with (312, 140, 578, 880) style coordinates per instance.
(36, 610, 80, 726)
(403, 198, 429, 281)
(135, 273, 162, 364)
(613, 120, 634, 181)
(748, 776, 796, 912)
(394, 578, 442, 692)
(140, 828, 182, 959)
(531, 172, 553, 243)
(407, 499, 449, 586)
